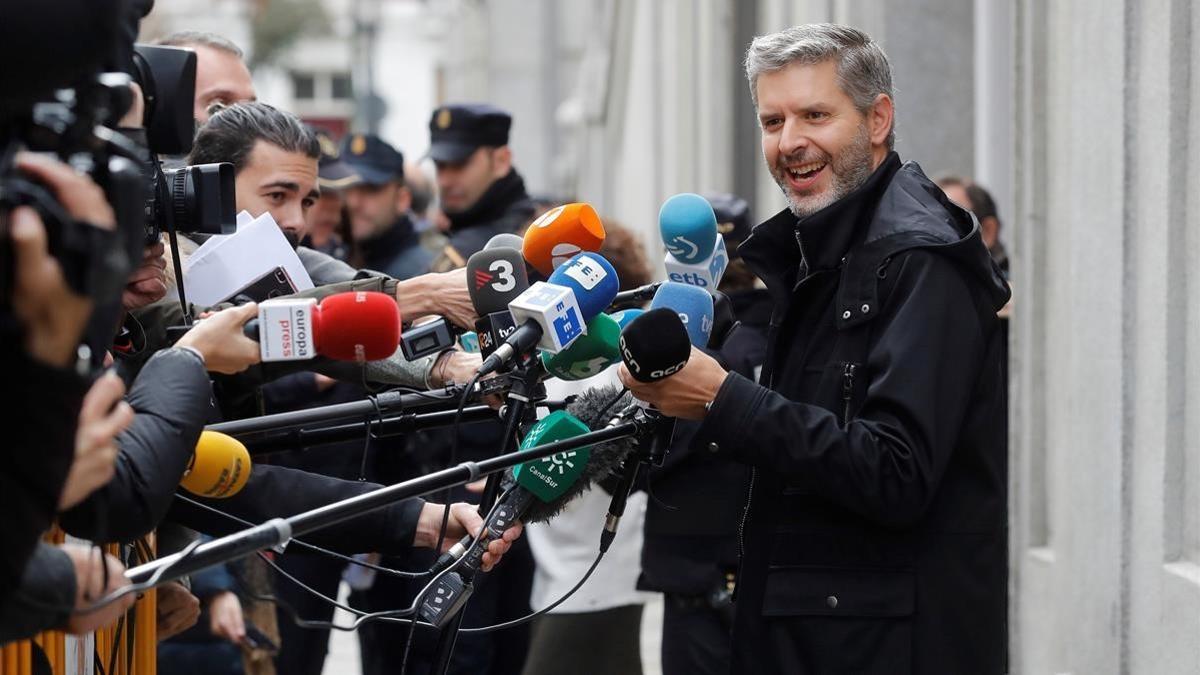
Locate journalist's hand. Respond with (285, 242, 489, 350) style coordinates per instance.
(395, 267, 476, 329)
(207, 590, 245, 643)
(155, 581, 200, 641)
(122, 241, 168, 311)
(61, 544, 135, 634)
(175, 303, 262, 374)
(414, 502, 523, 573)
(617, 346, 730, 420)
(59, 372, 134, 510)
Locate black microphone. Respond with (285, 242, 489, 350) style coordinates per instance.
(601, 308, 693, 549)
(466, 247, 529, 359)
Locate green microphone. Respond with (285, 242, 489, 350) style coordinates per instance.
(540, 313, 622, 381)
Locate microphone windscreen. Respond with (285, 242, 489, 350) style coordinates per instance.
(467, 248, 530, 315)
(182, 431, 251, 498)
(484, 233, 525, 251)
(619, 307, 691, 383)
(316, 292, 401, 361)
(610, 308, 644, 330)
(541, 313, 622, 381)
(522, 203, 606, 276)
(546, 252, 620, 321)
(659, 193, 718, 263)
(649, 282, 715, 348)
(514, 406, 634, 523)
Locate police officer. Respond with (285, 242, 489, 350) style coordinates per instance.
(303, 129, 355, 261)
(341, 133, 433, 280)
(427, 103, 535, 271)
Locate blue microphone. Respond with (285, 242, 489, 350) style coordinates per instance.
(659, 193, 718, 263)
(649, 282, 714, 348)
(610, 307, 644, 331)
(479, 253, 621, 375)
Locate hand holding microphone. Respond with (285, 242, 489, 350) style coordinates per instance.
(177, 302, 262, 374)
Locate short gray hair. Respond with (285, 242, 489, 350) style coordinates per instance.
(155, 30, 245, 60)
(745, 23, 895, 149)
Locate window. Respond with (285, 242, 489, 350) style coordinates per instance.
(292, 73, 316, 100)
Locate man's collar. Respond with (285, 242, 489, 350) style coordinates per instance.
(740, 152, 902, 279)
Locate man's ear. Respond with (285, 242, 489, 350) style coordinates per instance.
(981, 215, 1000, 248)
(490, 146, 513, 179)
(868, 93, 894, 148)
(395, 183, 413, 214)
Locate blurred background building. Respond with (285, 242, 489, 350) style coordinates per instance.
(142, 1, 1200, 673)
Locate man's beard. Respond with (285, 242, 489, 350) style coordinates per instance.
(773, 123, 875, 219)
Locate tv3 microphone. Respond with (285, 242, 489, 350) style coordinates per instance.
(660, 193, 728, 290)
(246, 291, 400, 362)
(478, 252, 620, 376)
(466, 247, 530, 359)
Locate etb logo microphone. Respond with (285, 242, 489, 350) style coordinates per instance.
(659, 193, 727, 289)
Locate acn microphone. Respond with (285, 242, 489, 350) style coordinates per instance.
(246, 291, 400, 362)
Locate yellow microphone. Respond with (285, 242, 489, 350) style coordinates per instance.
(181, 431, 251, 498)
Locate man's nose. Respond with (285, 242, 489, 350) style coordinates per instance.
(778, 117, 810, 159)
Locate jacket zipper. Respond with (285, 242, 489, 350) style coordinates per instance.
(842, 362, 858, 423)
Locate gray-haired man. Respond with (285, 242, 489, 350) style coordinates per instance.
(621, 24, 1010, 674)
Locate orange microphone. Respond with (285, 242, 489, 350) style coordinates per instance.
(521, 202, 606, 276)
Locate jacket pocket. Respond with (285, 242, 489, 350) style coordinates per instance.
(760, 566, 914, 674)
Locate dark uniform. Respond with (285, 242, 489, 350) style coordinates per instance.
(694, 154, 1010, 674)
(426, 104, 535, 272)
(340, 133, 433, 280)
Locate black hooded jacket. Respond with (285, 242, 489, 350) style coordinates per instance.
(429, 169, 535, 271)
(693, 153, 1011, 674)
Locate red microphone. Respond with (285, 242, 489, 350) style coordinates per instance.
(521, 202, 606, 277)
(250, 291, 400, 362)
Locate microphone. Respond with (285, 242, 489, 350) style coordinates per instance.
(610, 308, 644, 330)
(421, 404, 635, 626)
(660, 193, 729, 290)
(180, 431, 251, 498)
(540, 313, 622, 381)
(648, 282, 715, 348)
(247, 291, 400, 362)
(522, 203, 606, 276)
(484, 232, 525, 251)
(619, 308, 693, 383)
(479, 252, 620, 376)
(466, 247, 530, 359)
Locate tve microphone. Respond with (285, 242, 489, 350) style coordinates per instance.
(479, 253, 620, 375)
(466, 248, 529, 358)
(541, 313, 622, 381)
(484, 232, 525, 251)
(660, 193, 728, 289)
(648, 282, 714, 348)
(249, 291, 400, 362)
(180, 431, 251, 498)
(619, 308, 692, 383)
(522, 202, 606, 276)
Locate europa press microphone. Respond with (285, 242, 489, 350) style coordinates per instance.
(421, 401, 635, 626)
(522, 202, 607, 277)
(477, 252, 620, 376)
(660, 193, 729, 290)
(245, 291, 400, 362)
